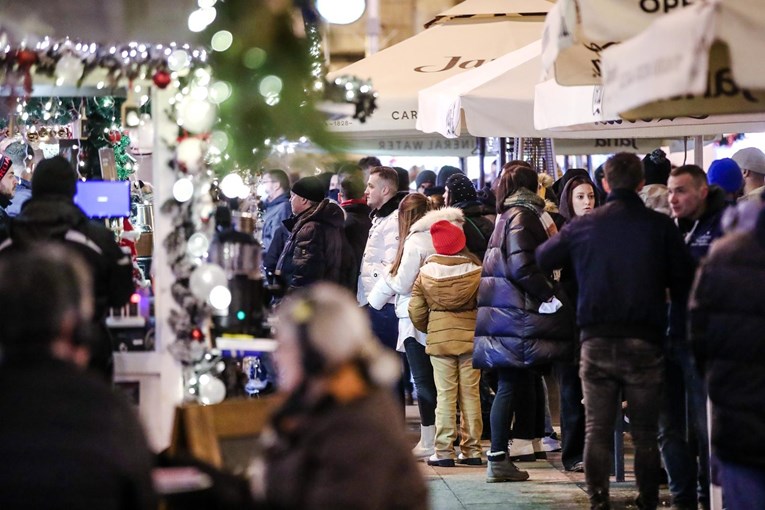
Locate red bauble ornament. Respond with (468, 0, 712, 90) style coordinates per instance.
(152, 69, 172, 89)
(107, 130, 122, 143)
(16, 49, 38, 68)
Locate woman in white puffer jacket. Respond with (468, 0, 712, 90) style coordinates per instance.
(369, 198, 466, 458)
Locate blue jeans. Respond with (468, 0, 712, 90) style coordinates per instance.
(404, 338, 437, 427)
(366, 304, 404, 404)
(580, 337, 664, 510)
(556, 360, 586, 470)
(366, 304, 398, 351)
(718, 457, 765, 510)
(658, 342, 710, 508)
(490, 367, 538, 453)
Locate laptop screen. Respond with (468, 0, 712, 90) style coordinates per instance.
(74, 180, 131, 219)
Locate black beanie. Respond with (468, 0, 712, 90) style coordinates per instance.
(437, 165, 462, 187)
(393, 167, 410, 192)
(32, 156, 78, 199)
(445, 172, 476, 204)
(642, 149, 671, 186)
(291, 176, 325, 203)
(415, 170, 436, 189)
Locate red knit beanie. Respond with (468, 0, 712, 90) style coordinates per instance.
(430, 220, 466, 255)
(0, 155, 13, 181)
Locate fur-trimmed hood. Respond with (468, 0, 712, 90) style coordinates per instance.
(410, 206, 464, 235)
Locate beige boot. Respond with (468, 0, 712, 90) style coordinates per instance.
(412, 425, 435, 458)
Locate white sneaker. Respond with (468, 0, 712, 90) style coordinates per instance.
(508, 439, 535, 462)
(542, 435, 562, 452)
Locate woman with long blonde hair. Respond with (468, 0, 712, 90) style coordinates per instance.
(369, 193, 466, 459)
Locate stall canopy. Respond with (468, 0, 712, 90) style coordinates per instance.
(533, 78, 765, 137)
(0, 0, 196, 45)
(600, 0, 765, 120)
(326, 0, 551, 155)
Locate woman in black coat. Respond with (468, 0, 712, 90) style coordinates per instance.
(474, 164, 573, 482)
(554, 173, 602, 472)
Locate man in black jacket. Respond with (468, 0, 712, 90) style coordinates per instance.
(0, 245, 156, 510)
(536, 153, 694, 510)
(0, 154, 17, 240)
(275, 176, 345, 292)
(0, 156, 134, 380)
(339, 172, 371, 293)
(661, 164, 729, 510)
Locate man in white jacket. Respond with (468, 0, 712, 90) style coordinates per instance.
(358, 166, 406, 355)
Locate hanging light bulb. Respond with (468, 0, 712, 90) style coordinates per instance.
(316, 0, 366, 24)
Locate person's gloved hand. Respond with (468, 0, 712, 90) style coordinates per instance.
(539, 296, 563, 314)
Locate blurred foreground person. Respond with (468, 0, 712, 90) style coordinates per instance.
(0, 245, 156, 510)
(249, 283, 429, 510)
(689, 203, 765, 510)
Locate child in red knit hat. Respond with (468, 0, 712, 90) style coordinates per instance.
(409, 220, 484, 467)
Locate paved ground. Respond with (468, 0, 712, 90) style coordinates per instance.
(405, 406, 673, 509)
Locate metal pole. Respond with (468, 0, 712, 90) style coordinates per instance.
(478, 137, 486, 188)
(694, 135, 704, 168)
(499, 137, 508, 167)
(365, 0, 380, 56)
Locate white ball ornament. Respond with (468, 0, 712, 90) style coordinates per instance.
(197, 374, 226, 405)
(177, 138, 205, 173)
(189, 263, 227, 301)
(186, 233, 210, 258)
(177, 95, 217, 134)
(55, 54, 85, 86)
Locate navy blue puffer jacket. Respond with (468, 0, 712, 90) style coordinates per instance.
(473, 191, 574, 369)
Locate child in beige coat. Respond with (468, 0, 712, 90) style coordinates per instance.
(409, 220, 483, 467)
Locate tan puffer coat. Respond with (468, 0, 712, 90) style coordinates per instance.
(409, 254, 481, 356)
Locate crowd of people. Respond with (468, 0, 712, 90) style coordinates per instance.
(0, 144, 764, 510)
(250, 149, 765, 510)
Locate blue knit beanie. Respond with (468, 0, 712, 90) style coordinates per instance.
(707, 158, 743, 194)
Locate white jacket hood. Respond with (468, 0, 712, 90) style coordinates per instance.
(410, 206, 464, 235)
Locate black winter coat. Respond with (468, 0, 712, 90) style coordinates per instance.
(0, 195, 10, 243)
(342, 200, 372, 292)
(276, 199, 345, 291)
(1, 197, 134, 379)
(0, 356, 157, 510)
(473, 191, 574, 369)
(669, 185, 729, 343)
(689, 214, 765, 468)
(536, 189, 694, 343)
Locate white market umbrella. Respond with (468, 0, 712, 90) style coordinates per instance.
(415, 36, 748, 146)
(600, 0, 765, 120)
(541, 0, 697, 86)
(327, 0, 552, 154)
